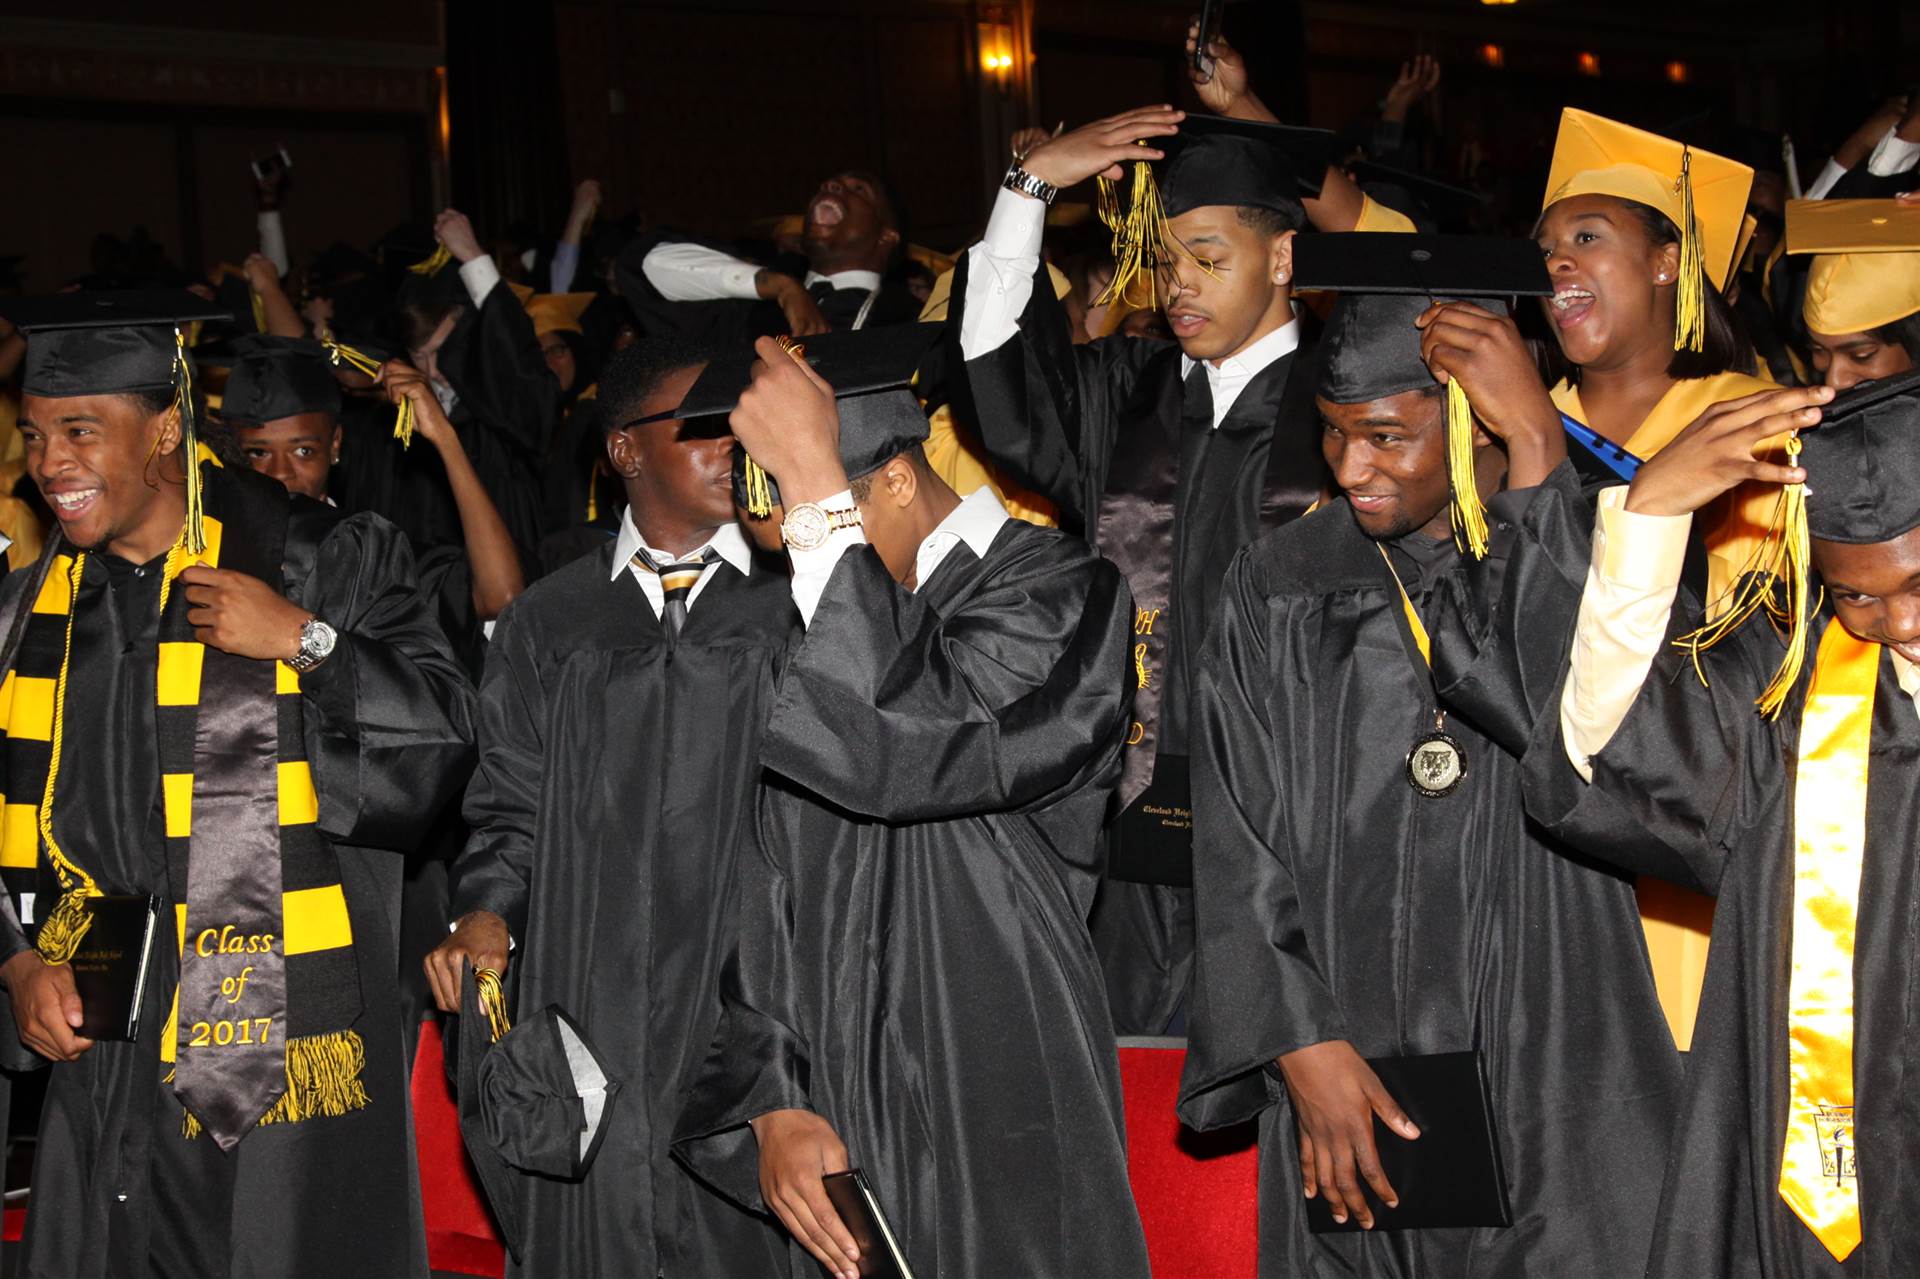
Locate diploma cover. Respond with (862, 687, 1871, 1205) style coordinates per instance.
(823, 1168, 917, 1278)
(1109, 753, 1193, 887)
(66, 893, 161, 1042)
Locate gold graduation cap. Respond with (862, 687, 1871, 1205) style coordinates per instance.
(1784, 199, 1920, 335)
(521, 291, 596, 339)
(1542, 109, 1753, 352)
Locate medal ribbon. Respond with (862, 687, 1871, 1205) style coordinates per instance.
(1377, 545, 1431, 667)
(1778, 619, 1875, 1261)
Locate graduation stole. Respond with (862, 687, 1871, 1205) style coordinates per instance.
(0, 462, 367, 1149)
(1778, 618, 1875, 1262)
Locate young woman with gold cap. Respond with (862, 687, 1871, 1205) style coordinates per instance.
(1785, 197, 1920, 390)
(1536, 108, 1782, 1053)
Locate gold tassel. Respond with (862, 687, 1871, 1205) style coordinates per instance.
(1674, 433, 1812, 719)
(476, 968, 512, 1043)
(734, 337, 814, 518)
(1094, 155, 1214, 312)
(323, 338, 414, 450)
(585, 465, 599, 523)
(1445, 378, 1489, 559)
(408, 244, 453, 277)
(174, 329, 207, 555)
(1673, 149, 1706, 354)
(34, 889, 94, 966)
(249, 288, 267, 334)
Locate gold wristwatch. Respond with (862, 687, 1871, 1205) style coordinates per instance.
(780, 502, 863, 552)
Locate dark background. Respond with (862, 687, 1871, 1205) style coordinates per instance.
(2, 0, 1917, 291)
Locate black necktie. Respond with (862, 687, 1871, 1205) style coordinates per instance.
(633, 547, 714, 642)
(808, 280, 868, 329)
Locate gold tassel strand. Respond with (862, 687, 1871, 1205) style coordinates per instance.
(33, 554, 98, 965)
(736, 337, 813, 519)
(323, 338, 414, 451)
(1673, 149, 1706, 354)
(173, 329, 207, 555)
(408, 244, 453, 277)
(1093, 152, 1217, 313)
(476, 968, 512, 1043)
(1674, 432, 1813, 719)
(1445, 378, 1490, 559)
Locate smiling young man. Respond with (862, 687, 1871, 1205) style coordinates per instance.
(618, 169, 923, 342)
(0, 292, 473, 1279)
(429, 334, 795, 1278)
(671, 328, 1147, 1279)
(1522, 370, 1920, 1276)
(1173, 249, 1687, 1276)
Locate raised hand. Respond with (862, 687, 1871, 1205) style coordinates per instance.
(1020, 106, 1185, 190)
(1416, 300, 1564, 485)
(434, 208, 486, 265)
(1383, 55, 1442, 124)
(1624, 385, 1832, 518)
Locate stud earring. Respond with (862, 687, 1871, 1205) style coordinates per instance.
(1275, 270, 1289, 283)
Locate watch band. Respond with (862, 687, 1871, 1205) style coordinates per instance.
(1002, 163, 1060, 207)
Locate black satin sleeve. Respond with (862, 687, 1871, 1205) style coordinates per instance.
(946, 251, 1161, 535)
(440, 279, 560, 464)
(1176, 548, 1345, 1132)
(450, 595, 541, 937)
(760, 536, 1134, 822)
(290, 512, 477, 853)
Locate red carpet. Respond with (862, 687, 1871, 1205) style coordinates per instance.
(0, 1028, 1265, 1276)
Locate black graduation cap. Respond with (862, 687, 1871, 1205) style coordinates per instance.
(1, 289, 235, 398)
(1348, 160, 1489, 230)
(634, 323, 940, 482)
(1802, 367, 1920, 545)
(218, 335, 344, 425)
(1161, 114, 1333, 215)
(210, 272, 263, 338)
(1293, 234, 1552, 404)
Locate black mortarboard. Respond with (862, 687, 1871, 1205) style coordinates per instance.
(1295, 234, 1552, 405)
(635, 323, 939, 483)
(1803, 368, 1920, 545)
(1348, 160, 1489, 230)
(3, 289, 234, 398)
(210, 271, 263, 338)
(219, 335, 344, 425)
(1160, 114, 1332, 215)
(1295, 235, 1552, 558)
(475, 1004, 621, 1183)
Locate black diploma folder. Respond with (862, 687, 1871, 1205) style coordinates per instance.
(64, 893, 161, 1042)
(823, 1168, 916, 1279)
(1302, 1050, 1512, 1233)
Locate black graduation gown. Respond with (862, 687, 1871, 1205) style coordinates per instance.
(1176, 481, 1680, 1279)
(0, 482, 475, 1279)
(452, 545, 795, 1278)
(1525, 601, 1920, 1279)
(946, 250, 1324, 1034)
(671, 524, 1151, 1279)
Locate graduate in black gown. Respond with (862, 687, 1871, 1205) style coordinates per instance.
(0, 292, 474, 1279)
(430, 335, 793, 1278)
(1175, 251, 1683, 1277)
(671, 327, 1149, 1279)
(1522, 367, 1920, 1276)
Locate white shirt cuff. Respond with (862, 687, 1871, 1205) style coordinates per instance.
(959, 188, 1046, 361)
(256, 210, 289, 278)
(1806, 158, 1848, 201)
(459, 255, 502, 308)
(640, 242, 764, 302)
(1867, 129, 1920, 177)
(787, 491, 867, 628)
(1559, 486, 1693, 782)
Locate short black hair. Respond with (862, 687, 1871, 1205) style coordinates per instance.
(848, 444, 929, 504)
(1236, 202, 1306, 239)
(121, 387, 175, 417)
(597, 334, 716, 434)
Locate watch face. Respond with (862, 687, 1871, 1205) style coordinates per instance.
(782, 504, 830, 551)
(303, 620, 337, 658)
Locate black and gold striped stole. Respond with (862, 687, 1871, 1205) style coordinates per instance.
(0, 462, 368, 1147)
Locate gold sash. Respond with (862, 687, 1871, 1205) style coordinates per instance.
(1778, 619, 1875, 1261)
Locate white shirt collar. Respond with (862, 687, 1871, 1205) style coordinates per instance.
(913, 487, 1010, 590)
(804, 268, 882, 294)
(609, 510, 753, 582)
(1179, 316, 1301, 425)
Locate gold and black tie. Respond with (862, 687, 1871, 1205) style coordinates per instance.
(633, 547, 714, 642)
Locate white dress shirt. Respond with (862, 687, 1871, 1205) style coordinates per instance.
(960, 186, 1299, 426)
(1806, 127, 1920, 200)
(1559, 485, 1920, 782)
(640, 240, 882, 304)
(786, 486, 1012, 628)
(609, 510, 753, 619)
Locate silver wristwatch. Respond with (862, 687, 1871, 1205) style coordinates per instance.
(288, 617, 337, 674)
(780, 502, 863, 553)
(1002, 163, 1060, 207)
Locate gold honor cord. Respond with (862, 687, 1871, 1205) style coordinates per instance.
(31, 554, 98, 965)
(1778, 621, 1875, 1261)
(1378, 546, 1432, 666)
(476, 967, 513, 1044)
(322, 339, 415, 449)
(1675, 433, 1814, 718)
